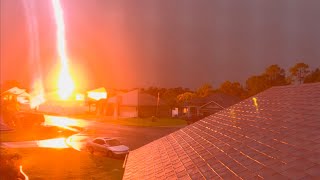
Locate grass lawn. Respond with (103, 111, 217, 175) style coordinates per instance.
(107, 117, 188, 127)
(6, 148, 124, 180)
(1, 129, 125, 179)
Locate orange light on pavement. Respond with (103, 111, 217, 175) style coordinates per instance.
(36, 136, 86, 151)
(65, 135, 87, 151)
(37, 138, 69, 148)
(43, 115, 82, 132)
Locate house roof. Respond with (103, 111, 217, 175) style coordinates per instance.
(1, 87, 26, 95)
(87, 87, 106, 93)
(123, 83, 320, 179)
(185, 93, 241, 108)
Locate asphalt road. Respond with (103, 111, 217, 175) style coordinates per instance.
(1, 117, 184, 151)
(72, 120, 184, 151)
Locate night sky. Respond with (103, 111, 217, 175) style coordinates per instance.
(1, 0, 320, 90)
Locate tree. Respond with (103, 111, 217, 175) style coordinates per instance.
(219, 81, 246, 98)
(143, 86, 160, 97)
(246, 75, 270, 97)
(304, 68, 320, 83)
(290, 63, 310, 84)
(176, 92, 196, 104)
(172, 87, 189, 95)
(161, 89, 180, 108)
(196, 83, 213, 98)
(264, 64, 287, 86)
(0, 149, 23, 179)
(141, 86, 191, 108)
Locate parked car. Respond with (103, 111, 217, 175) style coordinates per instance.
(86, 137, 129, 158)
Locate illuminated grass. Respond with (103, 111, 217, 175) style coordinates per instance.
(7, 148, 124, 180)
(1, 127, 124, 179)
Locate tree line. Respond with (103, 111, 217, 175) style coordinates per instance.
(1, 62, 319, 108)
(142, 62, 320, 107)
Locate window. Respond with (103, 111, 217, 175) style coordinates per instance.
(106, 139, 121, 146)
(93, 139, 105, 145)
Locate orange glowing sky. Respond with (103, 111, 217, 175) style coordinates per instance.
(1, 0, 320, 90)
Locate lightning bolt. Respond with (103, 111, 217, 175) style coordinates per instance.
(52, 0, 75, 100)
(22, 0, 45, 108)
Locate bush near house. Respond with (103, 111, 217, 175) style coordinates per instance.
(0, 148, 24, 179)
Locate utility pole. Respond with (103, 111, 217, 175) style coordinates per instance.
(156, 92, 160, 117)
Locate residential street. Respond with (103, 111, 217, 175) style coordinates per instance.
(77, 120, 184, 150)
(2, 116, 184, 151)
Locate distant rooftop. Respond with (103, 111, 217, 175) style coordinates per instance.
(123, 83, 320, 179)
(184, 92, 241, 108)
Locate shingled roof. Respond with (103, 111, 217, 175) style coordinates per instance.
(123, 83, 320, 179)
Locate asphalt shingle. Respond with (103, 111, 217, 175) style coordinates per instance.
(123, 83, 320, 179)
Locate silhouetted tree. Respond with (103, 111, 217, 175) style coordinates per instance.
(141, 87, 159, 97)
(0, 149, 22, 179)
(196, 83, 213, 98)
(264, 64, 287, 86)
(245, 64, 295, 97)
(161, 89, 180, 108)
(290, 63, 310, 84)
(172, 87, 190, 95)
(219, 81, 246, 99)
(142, 86, 192, 107)
(176, 92, 196, 104)
(304, 68, 320, 83)
(246, 75, 269, 97)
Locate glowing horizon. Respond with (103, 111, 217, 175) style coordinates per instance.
(52, 0, 75, 100)
(37, 137, 69, 149)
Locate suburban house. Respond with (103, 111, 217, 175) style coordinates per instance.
(99, 89, 171, 118)
(180, 93, 240, 119)
(86, 87, 108, 113)
(123, 83, 320, 179)
(37, 89, 89, 115)
(1, 87, 29, 103)
(1, 87, 31, 111)
(87, 87, 107, 101)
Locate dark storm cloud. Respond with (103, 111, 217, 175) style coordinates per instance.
(1, 0, 320, 89)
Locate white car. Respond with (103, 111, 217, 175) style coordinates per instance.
(86, 137, 129, 158)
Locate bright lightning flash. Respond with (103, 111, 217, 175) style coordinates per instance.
(252, 97, 259, 112)
(52, 0, 75, 100)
